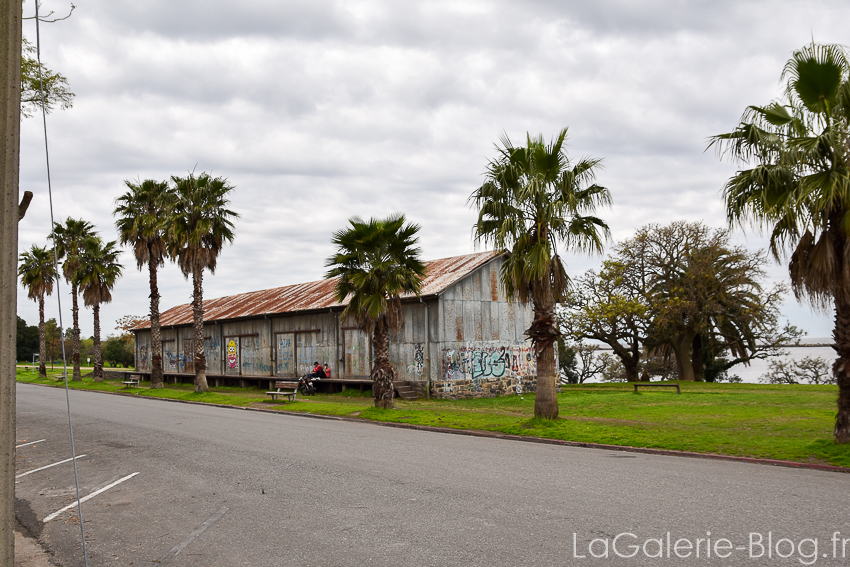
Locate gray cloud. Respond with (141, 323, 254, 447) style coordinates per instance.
(16, 0, 846, 340)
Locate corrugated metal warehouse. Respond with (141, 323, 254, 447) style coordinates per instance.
(132, 251, 538, 399)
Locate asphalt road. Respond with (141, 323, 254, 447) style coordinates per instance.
(13, 383, 850, 567)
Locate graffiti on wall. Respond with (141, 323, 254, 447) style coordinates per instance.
(226, 339, 238, 369)
(345, 343, 365, 375)
(202, 336, 220, 372)
(406, 343, 425, 378)
(276, 335, 294, 375)
(240, 336, 270, 374)
(139, 345, 148, 370)
(163, 348, 179, 371)
(442, 343, 535, 394)
(297, 341, 329, 375)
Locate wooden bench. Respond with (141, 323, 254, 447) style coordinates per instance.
(122, 374, 141, 388)
(633, 383, 681, 394)
(266, 381, 299, 402)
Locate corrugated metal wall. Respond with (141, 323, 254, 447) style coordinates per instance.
(273, 312, 338, 377)
(136, 311, 368, 379)
(135, 256, 538, 390)
(432, 256, 535, 389)
(388, 302, 429, 382)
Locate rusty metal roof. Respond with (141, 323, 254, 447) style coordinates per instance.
(135, 251, 499, 329)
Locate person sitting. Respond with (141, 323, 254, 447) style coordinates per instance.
(323, 363, 331, 379)
(309, 362, 326, 379)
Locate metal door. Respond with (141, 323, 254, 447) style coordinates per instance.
(224, 336, 240, 375)
(181, 338, 194, 374)
(275, 332, 295, 377)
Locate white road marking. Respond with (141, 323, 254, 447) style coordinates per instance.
(16, 455, 87, 478)
(43, 472, 140, 523)
(16, 439, 46, 449)
(160, 506, 229, 561)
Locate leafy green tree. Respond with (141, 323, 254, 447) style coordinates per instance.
(76, 237, 123, 381)
(325, 215, 427, 409)
(102, 336, 134, 368)
(44, 318, 61, 368)
(20, 38, 73, 118)
(114, 179, 172, 388)
(627, 222, 785, 382)
(562, 264, 650, 382)
(709, 43, 850, 441)
(51, 217, 95, 381)
(168, 172, 238, 392)
(470, 128, 611, 418)
(557, 340, 579, 384)
(564, 222, 791, 382)
(15, 316, 38, 362)
(17, 244, 56, 377)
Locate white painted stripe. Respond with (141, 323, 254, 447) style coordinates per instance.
(43, 472, 139, 523)
(15, 455, 87, 478)
(162, 506, 229, 560)
(16, 439, 46, 449)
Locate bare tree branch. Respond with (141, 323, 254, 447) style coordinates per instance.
(23, 2, 76, 23)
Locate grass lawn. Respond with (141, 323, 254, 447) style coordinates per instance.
(16, 369, 850, 468)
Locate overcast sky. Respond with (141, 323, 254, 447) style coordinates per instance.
(15, 0, 850, 343)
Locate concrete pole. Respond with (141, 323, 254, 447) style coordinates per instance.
(0, 1, 22, 563)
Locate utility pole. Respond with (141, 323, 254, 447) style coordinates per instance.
(1, 0, 22, 563)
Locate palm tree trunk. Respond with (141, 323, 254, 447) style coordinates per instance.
(833, 292, 850, 443)
(371, 317, 394, 409)
(532, 281, 559, 419)
(71, 282, 81, 381)
(535, 342, 558, 417)
(149, 257, 164, 389)
(92, 304, 103, 382)
(38, 294, 46, 378)
(193, 267, 208, 393)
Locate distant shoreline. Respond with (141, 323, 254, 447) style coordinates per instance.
(594, 342, 835, 351)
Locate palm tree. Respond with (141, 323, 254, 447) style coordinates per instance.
(114, 179, 172, 388)
(51, 218, 95, 381)
(325, 215, 427, 409)
(18, 245, 56, 378)
(709, 42, 850, 443)
(168, 172, 238, 393)
(470, 128, 611, 419)
(76, 237, 123, 382)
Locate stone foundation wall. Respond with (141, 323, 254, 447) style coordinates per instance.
(432, 375, 540, 400)
(104, 370, 136, 380)
(434, 340, 550, 400)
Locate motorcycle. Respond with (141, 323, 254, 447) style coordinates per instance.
(298, 373, 319, 396)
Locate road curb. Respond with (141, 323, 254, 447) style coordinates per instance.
(22, 381, 850, 474)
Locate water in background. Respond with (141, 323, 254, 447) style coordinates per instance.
(592, 338, 836, 383)
(730, 342, 834, 383)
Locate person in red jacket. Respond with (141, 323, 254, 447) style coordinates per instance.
(309, 362, 326, 379)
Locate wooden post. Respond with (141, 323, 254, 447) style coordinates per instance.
(0, 2, 21, 562)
